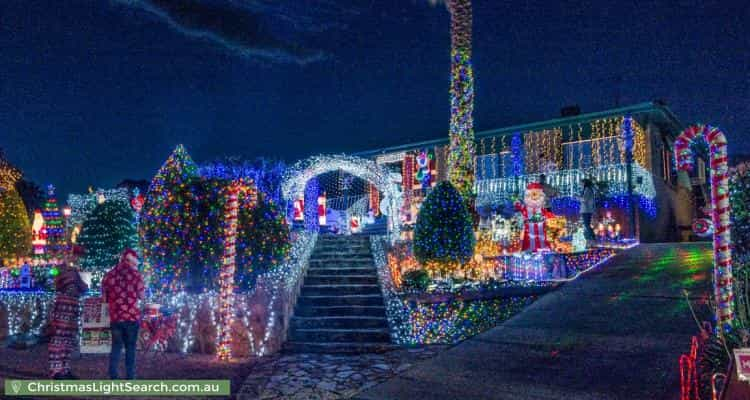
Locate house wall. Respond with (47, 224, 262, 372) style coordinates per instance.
(639, 122, 694, 242)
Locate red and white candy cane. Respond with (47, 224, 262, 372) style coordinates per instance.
(675, 124, 734, 328)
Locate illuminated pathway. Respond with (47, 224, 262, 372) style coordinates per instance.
(357, 243, 713, 400)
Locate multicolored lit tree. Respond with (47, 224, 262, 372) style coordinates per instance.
(445, 0, 476, 201)
(0, 186, 32, 265)
(77, 200, 137, 288)
(413, 181, 475, 276)
(140, 145, 200, 293)
(142, 146, 292, 294)
(42, 185, 66, 262)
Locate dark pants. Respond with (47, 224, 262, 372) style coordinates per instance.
(582, 213, 595, 240)
(109, 321, 139, 379)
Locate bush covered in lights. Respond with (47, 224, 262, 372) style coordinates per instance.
(730, 162, 750, 326)
(236, 197, 291, 288)
(141, 145, 291, 293)
(0, 186, 32, 264)
(413, 181, 475, 274)
(78, 199, 137, 287)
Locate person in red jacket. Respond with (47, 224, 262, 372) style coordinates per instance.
(101, 248, 144, 380)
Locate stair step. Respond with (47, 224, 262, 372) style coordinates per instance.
(289, 328, 391, 343)
(309, 260, 375, 267)
(301, 284, 381, 296)
(294, 306, 387, 317)
(305, 275, 379, 285)
(297, 295, 385, 307)
(291, 316, 388, 329)
(283, 342, 397, 354)
(306, 268, 376, 276)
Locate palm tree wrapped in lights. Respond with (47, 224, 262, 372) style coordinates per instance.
(432, 0, 476, 201)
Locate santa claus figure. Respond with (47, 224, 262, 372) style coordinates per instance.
(517, 182, 555, 253)
(317, 192, 327, 226)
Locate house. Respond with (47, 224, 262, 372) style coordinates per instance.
(355, 101, 701, 243)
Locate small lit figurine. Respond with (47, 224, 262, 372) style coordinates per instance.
(317, 192, 327, 226)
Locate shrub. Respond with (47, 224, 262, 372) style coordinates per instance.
(413, 181, 475, 274)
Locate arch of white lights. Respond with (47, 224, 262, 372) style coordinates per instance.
(282, 154, 402, 240)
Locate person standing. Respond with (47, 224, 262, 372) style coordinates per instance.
(48, 245, 88, 379)
(580, 179, 596, 241)
(102, 248, 144, 380)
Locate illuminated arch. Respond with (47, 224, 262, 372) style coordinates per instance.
(281, 154, 402, 240)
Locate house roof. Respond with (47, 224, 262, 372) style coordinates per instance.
(354, 101, 684, 158)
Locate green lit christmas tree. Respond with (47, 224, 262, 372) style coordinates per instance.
(78, 200, 137, 287)
(413, 181, 475, 275)
(42, 185, 66, 263)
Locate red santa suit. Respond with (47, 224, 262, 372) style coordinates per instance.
(517, 182, 555, 253)
(293, 198, 304, 221)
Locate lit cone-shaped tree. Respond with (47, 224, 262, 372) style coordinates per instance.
(413, 182, 475, 277)
(140, 145, 199, 293)
(78, 200, 137, 288)
(42, 185, 66, 262)
(446, 0, 476, 201)
(0, 186, 32, 265)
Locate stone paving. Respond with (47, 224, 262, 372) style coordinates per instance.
(237, 346, 449, 399)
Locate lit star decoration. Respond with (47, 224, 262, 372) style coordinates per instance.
(674, 124, 734, 329)
(446, 0, 476, 201)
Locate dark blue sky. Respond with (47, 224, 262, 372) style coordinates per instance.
(1, 0, 748, 197)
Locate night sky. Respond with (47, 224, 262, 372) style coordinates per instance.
(1, 0, 748, 198)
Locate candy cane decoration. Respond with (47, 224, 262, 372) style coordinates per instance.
(675, 124, 734, 329)
(217, 180, 256, 361)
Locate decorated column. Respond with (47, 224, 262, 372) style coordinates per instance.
(217, 180, 256, 361)
(446, 0, 476, 200)
(674, 124, 734, 329)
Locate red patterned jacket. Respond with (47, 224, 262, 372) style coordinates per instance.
(101, 262, 145, 323)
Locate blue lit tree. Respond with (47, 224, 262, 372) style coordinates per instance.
(413, 181, 475, 275)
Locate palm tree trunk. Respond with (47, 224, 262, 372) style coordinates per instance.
(446, 0, 475, 201)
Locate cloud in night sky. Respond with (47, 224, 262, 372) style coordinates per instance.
(115, 0, 333, 64)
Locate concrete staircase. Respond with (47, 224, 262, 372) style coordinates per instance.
(285, 234, 393, 354)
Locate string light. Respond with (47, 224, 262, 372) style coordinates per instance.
(77, 200, 137, 288)
(674, 124, 734, 330)
(281, 154, 403, 241)
(0, 184, 32, 264)
(67, 188, 130, 228)
(446, 0, 476, 200)
(42, 185, 65, 264)
(476, 163, 656, 208)
(217, 180, 257, 361)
